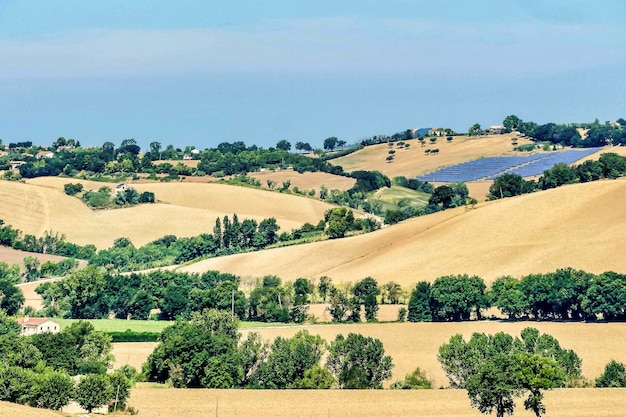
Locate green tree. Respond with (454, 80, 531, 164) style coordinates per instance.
(292, 365, 335, 389)
(75, 373, 110, 413)
(490, 276, 526, 319)
(275, 140, 291, 151)
(352, 277, 380, 322)
(503, 115, 522, 133)
(428, 185, 455, 208)
(595, 360, 626, 387)
(380, 281, 402, 304)
(468, 123, 483, 136)
(323, 137, 338, 151)
(324, 207, 355, 239)
(145, 309, 242, 388)
(29, 369, 75, 410)
(430, 275, 489, 321)
(317, 276, 333, 302)
(251, 330, 325, 388)
(407, 281, 432, 322)
(0, 263, 24, 315)
(326, 333, 393, 389)
(488, 173, 535, 200)
(390, 367, 433, 389)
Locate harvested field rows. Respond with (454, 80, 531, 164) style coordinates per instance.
(180, 179, 626, 287)
(250, 170, 356, 191)
(126, 387, 626, 417)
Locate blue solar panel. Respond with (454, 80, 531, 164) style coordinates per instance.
(416, 148, 602, 183)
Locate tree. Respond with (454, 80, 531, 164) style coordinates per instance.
(352, 277, 379, 322)
(596, 360, 626, 387)
(503, 115, 522, 133)
(490, 276, 526, 319)
(251, 330, 325, 388)
(323, 137, 338, 151)
(488, 174, 535, 200)
(428, 185, 455, 208)
(468, 123, 483, 136)
(75, 373, 110, 413)
(0, 263, 24, 315)
(380, 281, 402, 304)
(275, 140, 291, 151)
(407, 281, 432, 322)
(149, 141, 162, 160)
(430, 275, 489, 321)
(326, 333, 393, 389)
(317, 276, 333, 302)
(145, 309, 242, 387)
(390, 367, 433, 389)
(30, 369, 75, 410)
(324, 207, 355, 239)
(439, 330, 566, 417)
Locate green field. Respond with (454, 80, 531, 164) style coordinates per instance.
(56, 318, 299, 333)
(371, 186, 430, 212)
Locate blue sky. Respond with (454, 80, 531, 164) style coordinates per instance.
(1, 0, 626, 149)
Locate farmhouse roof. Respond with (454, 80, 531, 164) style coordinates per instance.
(17, 317, 57, 326)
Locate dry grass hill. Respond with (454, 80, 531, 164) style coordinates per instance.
(332, 133, 533, 178)
(179, 178, 626, 287)
(250, 170, 356, 191)
(0, 178, 338, 249)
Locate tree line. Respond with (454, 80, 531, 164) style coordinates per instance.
(144, 309, 394, 390)
(407, 269, 626, 322)
(488, 152, 626, 200)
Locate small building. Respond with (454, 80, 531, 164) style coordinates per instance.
(488, 125, 506, 134)
(17, 317, 60, 336)
(115, 183, 128, 194)
(36, 151, 55, 159)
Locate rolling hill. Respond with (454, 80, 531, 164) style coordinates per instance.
(178, 178, 626, 287)
(0, 178, 339, 249)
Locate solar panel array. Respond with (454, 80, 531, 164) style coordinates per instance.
(417, 148, 602, 183)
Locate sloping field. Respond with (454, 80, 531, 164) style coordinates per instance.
(332, 134, 532, 178)
(0, 401, 63, 417)
(250, 170, 356, 192)
(126, 387, 626, 417)
(179, 179, 626, 287)
(0, 246, 86, 270)
(1, 179, 337, 249)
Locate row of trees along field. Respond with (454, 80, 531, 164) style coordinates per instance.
(144, 309, 394, 390)
(0, 211, 378, 277)
(20, 266, 626, 324)
(408, 269, 626, 322)
(0, 313, 136, 413)
(488, 152, 626, 200)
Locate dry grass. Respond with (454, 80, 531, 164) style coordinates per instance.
(333, 134, 531, 178)
(249, 170, 356, 192)
(179, 179, 626, 287)
(0, 401, 64, 417)
(1, 178, 337, 249)
(117, 320, 626, 417)
(0, 246, 86, 271)
(126, 387, 626, 417)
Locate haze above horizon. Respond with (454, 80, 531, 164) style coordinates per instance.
(1, 0, 625, 150)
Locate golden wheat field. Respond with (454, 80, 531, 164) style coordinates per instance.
(124, 387, 626, 417)
(332, 134, 534, 178)
(179, 179, 626, 287)
(250, 170, 356, 192)
(111, 321, 626, 417)
(0, 178, 337, 249)
(0, 246, 87, 270)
